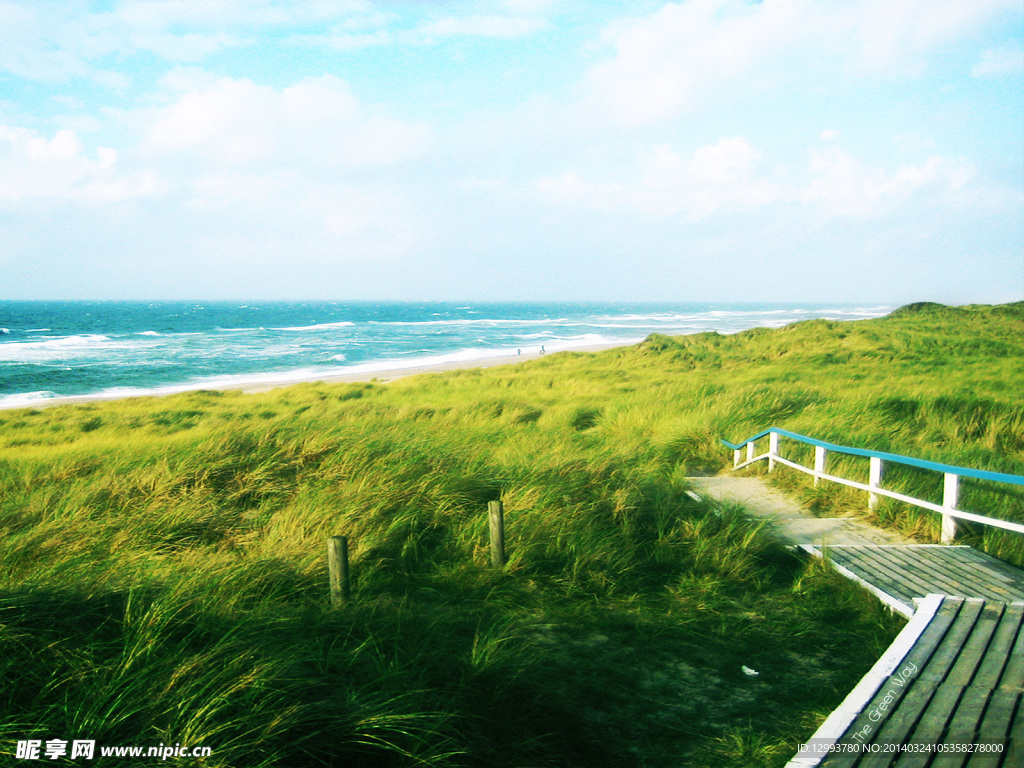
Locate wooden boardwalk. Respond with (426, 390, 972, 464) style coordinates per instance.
(686, 476, 1024, 766)
(801, 544, 1024, 618)
(786, 595, 1023, 767)
(688, 475, 916, 547)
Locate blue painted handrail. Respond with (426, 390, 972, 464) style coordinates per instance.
(722, 427, 1024, 487)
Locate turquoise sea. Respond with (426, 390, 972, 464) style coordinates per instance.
(0, 301, 892, 408)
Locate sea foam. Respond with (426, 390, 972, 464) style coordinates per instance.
(0, 301, 894, 405)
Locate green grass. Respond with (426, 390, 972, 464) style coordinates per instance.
(0, 301, 1021, 766)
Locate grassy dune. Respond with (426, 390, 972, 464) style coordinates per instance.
(0, 302, 1020, 766)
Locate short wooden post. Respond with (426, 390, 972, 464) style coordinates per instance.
(733, 448, 742, 468)
(941, 473, 959, 544)
(328, 535, 351, 607)
(868, 457, 883, 511)
(768, 431, 779, 472)
(488, 500, 506, 568)
(747, 441, 756, 464)
(814, 446, 827, 487)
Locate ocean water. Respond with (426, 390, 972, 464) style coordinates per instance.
(0, 301, 892, 408)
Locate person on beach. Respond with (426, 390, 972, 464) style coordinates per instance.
(540, 346, 545, 355)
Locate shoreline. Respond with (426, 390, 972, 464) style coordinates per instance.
(1, 341, 633, 411)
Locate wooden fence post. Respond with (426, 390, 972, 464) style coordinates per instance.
(869, 457, 883, 511)
(768, 431, 779, 472)
(488, 500, 506, 568)
(328, 535, 351, 607)
(747, 441, 756, 464)
(942, 473, 959, 544)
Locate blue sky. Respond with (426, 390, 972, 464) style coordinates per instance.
(1, 0, 1022, 303)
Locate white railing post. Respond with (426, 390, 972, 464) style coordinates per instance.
(942, 473, 959, 544)
(769, 431, 779, 472)
(734, 448, 741, 468)
(814, 445, 827, 487)
(747, 441, 756, 464)
(869, 457, 883, 511)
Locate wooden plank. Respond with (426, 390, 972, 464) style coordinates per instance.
(824, 599, 982, 767)
(899, 550, 1004, 601)
(996, 602, 1024, 692)
(917, 600, 985, 683)
(829, 545, 1024, 605)
(826, 547, 931, 606)
(880, 548, 970, 600)
(901, 680, 965, 752)
(787, 595, 946, 768)
(866, 681, 943, 766)
(924, 549, 1024, 600)
(965, 689, 1019, 768)
(797, 599, 1023, 768)
(810, 546, 916, 617)
(805, 546, 905, 609)
(837, 547, 934, 590)
(946, 602, 1005, 686)
(834, 546, 972, 605)
(932, 547, 1024, 589)
(1006, 694, 1022, 766)
(816, 598, 964, 768)
(934, 547, 1021, 584)
(927, 556, 1024, 603)
(962, 604, 1022, 767)
(864, 602, 984, 762)
(834, 547, 940, 601)
(908, 550, 1000, 598)
(894, 604, 1006, 766)
(938, 686, 993, 768)
(832, 545, 1022, 603)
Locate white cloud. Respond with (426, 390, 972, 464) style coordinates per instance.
(971, 47, 1024, 76)
(120, 70, 432, 261)
(800, 147, 975, 217)
(111, 0, 378, 37)
(185, 171, 420, 258)
(501, 0, 559, 13)
(538, 137, 978, 220)
(584, 0, 781, 125)
(0, 65, 431, 262)
(584, 0, 1020, 126)
(114, 0, 284, 29)
(139, 70, 431, 170)
(319, 29, 394, 51)
(0, 124, 160, 202)
(127, 30, 240, 62)
(536, 172, 625, 211)
(111, 0, 383, 59)
(685, 137, 760, 185)
(0, 0, 93, 82)
(848, 0, 1018, 73)
(415, 15, 550, 41)
(316, 11, 550, 50)
(641, 137, 785, 219)
(539, 136, 785, 219)
(0, 0, 555, 85)
(0, 0, 384, 81)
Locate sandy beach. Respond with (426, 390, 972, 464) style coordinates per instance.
(5, 340, 632, 411)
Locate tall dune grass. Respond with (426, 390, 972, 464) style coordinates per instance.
(0, 301, 1019, 766)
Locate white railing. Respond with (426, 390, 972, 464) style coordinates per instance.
(722, 428, 1024, 544)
